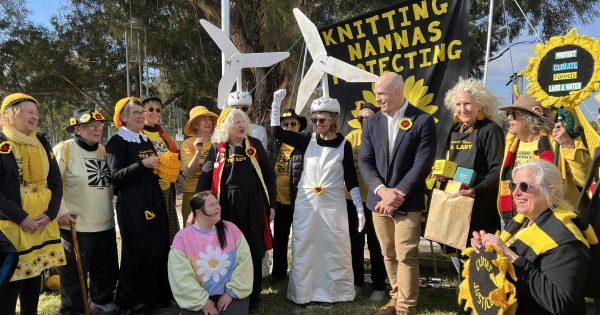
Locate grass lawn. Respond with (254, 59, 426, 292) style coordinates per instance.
(38, 250, 459, 315)
(36, 193, 459, 314)
(38, 275, 458, 315)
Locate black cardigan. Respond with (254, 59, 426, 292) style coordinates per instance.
(0, 132, 62, 224)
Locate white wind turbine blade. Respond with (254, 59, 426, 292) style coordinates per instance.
(293, 8, 326, 58)
(218, 59, 243, 109)
(314, 55, 379, 83)
(295, 64, 324, 113)
(200, 19, 238, 58)
(242, 52, 290, 68)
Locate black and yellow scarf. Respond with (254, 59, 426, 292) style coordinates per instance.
(499, 133, 554, 224)
(501, 207, 597, 262)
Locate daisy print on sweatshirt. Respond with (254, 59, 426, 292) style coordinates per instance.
(196, 245, 232, 283)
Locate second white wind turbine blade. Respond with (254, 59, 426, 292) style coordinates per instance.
(242, 52, 290, 68)
(295, 64, 324, 113)
(293, 8, 326, 58)
(316, 55, 379, 83)
(200, 19, 239, 58)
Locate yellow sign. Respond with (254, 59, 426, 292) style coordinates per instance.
(552, 71, 577, 81)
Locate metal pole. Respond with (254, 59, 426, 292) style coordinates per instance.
(483, 0, 495, 85)
(137, 36, 143, 97)
(221, 0, 230, 76)
(300, 44, 308, 82)
(125, 31, 131, 97)
(322, 75, 329, 97)
(144, 28, 149, 95)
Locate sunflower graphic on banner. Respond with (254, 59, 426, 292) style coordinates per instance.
(318, 0, 469, 154)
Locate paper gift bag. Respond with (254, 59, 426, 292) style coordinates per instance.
(424, 189, 474, 250)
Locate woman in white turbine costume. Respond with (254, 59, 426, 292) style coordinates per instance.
(270, 90, 365, 308)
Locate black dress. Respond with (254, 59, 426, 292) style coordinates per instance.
(197, 135, 275, 305)
(105, 133, 171, 310)
(443, 119, 504, 238)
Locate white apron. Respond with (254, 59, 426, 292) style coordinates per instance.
(287, 133, 355, 303)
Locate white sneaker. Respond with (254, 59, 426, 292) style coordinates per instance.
(89, 302, 118, 312)
(370, 290, 386, 302)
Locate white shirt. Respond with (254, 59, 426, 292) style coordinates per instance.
(383, 99, 408, 157)
(375, 99, 408, 195)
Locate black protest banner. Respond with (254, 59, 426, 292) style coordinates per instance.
(318, 0, 469, 153)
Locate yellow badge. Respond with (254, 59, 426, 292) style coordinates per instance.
(80, 114, 91, 123)
(144, 210, 156, 220)
(398, 117, 413, 131)
(69, 118, 77, 125)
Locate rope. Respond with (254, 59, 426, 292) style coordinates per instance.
(289, 42, 306, 108)
(249, 35, 304, 94)
(511, 0, 543, 43)
(501, 0, 516, 75)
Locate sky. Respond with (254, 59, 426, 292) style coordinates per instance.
(25, 0, 600, 119)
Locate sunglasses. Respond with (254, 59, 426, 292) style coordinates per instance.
(311, 118, 328, 124)
(145, 107, 161, 113)
(358, 116, 370, 123)
(505, 111, 522, 118)
(233, 106, 249, 112)
(282, 121, 297, 128)
(508, 181, 536, 193)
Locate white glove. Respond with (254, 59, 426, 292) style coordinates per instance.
(271, 89, 286, 126)
(357, 208, 365, 233)
(350, 187, 365, 232)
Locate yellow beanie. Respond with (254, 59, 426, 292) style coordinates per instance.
(113, 97, 142, 128)
(1, 93, 39, 113)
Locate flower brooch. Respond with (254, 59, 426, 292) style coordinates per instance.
(313, 185, 323, 195)
(245, 146, 256, 157)
(0, 141, 13, 154)
(398, 117, 413, 131)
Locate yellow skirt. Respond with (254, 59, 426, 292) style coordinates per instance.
(0, 187, 65, 281)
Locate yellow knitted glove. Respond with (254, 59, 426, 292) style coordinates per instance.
(154, 151, 180, 183)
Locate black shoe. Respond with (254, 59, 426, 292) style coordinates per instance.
(119, 310, 133, 315)
(319, 302, 333, 309)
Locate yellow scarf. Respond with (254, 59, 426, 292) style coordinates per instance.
(2, 126, 46, 186)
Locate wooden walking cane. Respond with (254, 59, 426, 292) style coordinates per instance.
(70, 222, 90, 315)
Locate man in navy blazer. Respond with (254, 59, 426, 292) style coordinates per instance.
(359, 72, 436, 315)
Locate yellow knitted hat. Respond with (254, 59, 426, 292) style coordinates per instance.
(113, 97, 142, 128)
(1, 93, 39, 113)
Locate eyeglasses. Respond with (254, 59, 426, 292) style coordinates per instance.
(145, 107, 161, 113)
(358, 116, 370, 123)
(311, 118, 328, 124)
(84, 123, 105, 131)
(282, 121, 297, 128)
(129, 110, 145, 118)
(508, 181, 536, 193)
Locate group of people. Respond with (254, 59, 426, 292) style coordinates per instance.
(0, 70, 598, 315)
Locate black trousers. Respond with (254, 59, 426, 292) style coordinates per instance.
(180, 297, 249, 315)
(272, 202, 294, 280)
(0, 275, 41, 315)
(346, 200, 387, 290)
(59, 228, 118, 315)
(115, 255, 171, 311)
